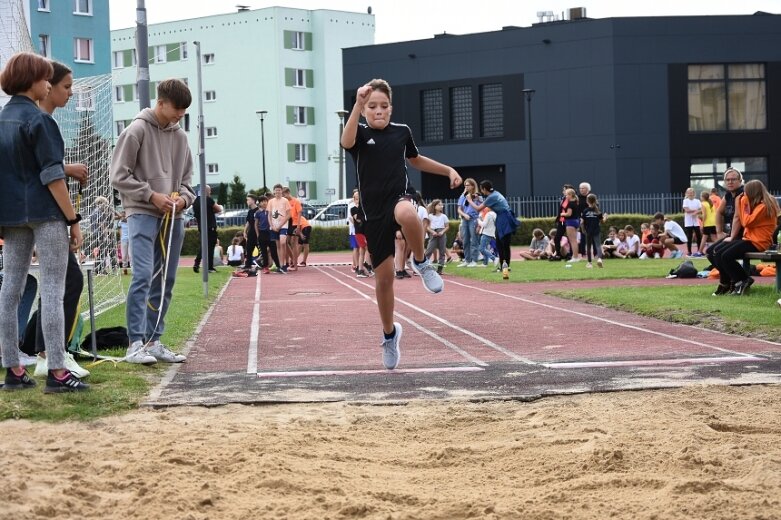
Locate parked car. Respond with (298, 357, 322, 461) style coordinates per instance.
(301, 202, 317, 221)
(310, 198, 352, 227)
(217, 209, 246, 227)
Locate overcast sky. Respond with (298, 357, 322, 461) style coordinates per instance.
(109, 0, 781, 43)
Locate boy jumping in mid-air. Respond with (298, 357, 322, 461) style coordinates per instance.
(341, 79, 462, 370)
(111, 78, 196, 364)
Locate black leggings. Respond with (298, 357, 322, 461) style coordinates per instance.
(711, 239, 757, 285)
(496, 233, 512, 267)
(553, 221, 567, 258)
(684, 225, 703, 254)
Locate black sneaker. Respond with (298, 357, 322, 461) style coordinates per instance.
(193, 265, 199, 273)
(401, 270, 412, 278)
(437, 265, 443, 275)
(3, 367, 36, 391)
(711, 283, 730, 296)
(395, 270, 405, 279)
(363, 262, 374, 273)
(44, 370, 90, 394)
(356, 269, 369, 278)
(731, 277, 754, 296)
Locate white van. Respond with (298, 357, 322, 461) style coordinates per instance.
(310, 198, 353, 227)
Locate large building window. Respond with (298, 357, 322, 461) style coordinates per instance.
(690, 156, 768, 191)
(480, 83, 504, 138)
(421, 89, 443, 142)
(450, 86, 473, 140)
(38, 34, 50, 57)
(688, 63, 766, 132)
(73, 38, 93, 62)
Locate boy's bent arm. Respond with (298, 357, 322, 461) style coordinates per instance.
(408, 155, 462, 189)
(110, 133, 154, 203)
(341, 84, 371, 149)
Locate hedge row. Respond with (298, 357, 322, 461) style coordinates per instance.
(180, 213, 685, 255)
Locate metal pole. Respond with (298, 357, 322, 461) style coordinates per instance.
(256, 110, 268, 191)
(136, 0, 150, 109)
(522, 89, 535, 197)
(336, 110, 349, 199)
(194, 41, 209, 296)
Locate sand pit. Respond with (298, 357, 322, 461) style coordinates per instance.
(4, 384, 780, 519)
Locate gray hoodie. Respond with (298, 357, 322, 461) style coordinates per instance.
(110, 107, 196, 218)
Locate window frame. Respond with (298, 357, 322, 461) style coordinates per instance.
(154, 45, 167, 64)
(203, 53, 215, 65)
(205, 127, 218, 138)
(207, 163, 219, 174)
(294, 69, 305, 88)
(292, 31, 305, 50)
(73, 0, 92, 16)
(37, 0, 50, 12)
(205, 90, 217, 102)
(73, 37, 94, 63)
(294, 106, 307, 125)
(38, 34, 50, 58)
(687, 63, 766, 133)
(294, 144, 308, 163)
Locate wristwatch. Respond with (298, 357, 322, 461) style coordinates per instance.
(66, 213, 82, 226)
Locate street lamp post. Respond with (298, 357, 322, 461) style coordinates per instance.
(336, 110, 349, 199)
(255, 110, 268, 192)
(522, 88, 536, 197)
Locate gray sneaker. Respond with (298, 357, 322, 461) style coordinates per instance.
(381, 322, 403, 370)
(147, 341, 186, 363)
(410, 258, 444, 294)
(125, 340, 157, 365)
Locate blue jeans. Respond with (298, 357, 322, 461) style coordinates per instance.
(460, 218, 479, 263)
(126, 214, 184, 343)
(479, 235, 496, 265)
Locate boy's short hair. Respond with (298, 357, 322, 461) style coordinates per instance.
(0, 52, 53, 96)
(247, 194, 258, 202)
(624, 224, 635, 232)
(368, 78, 392, 103)
(49, 60, 72, 86)
(532, 228, 544, 238)
(653, 212, 665, 221)
(258, 195, 268, 203)
(273, 183, 283, 191)
(282, 187, 291, 194)
(157, 78, 192, 109)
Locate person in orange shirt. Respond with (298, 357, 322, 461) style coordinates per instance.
(710, 180, 780, 295)
(283, 187, 303, 271)
(709, 188, 722, 210)
(295, 214, 312, 267)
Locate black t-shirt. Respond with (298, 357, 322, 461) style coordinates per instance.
(246, 206, 258, 238)
(723, 185, 745, 231)
(346, 122, 419, 221)
(193, 196, 217, 230)
(581, 206, 603, 234)
(350, 204, 365, 234)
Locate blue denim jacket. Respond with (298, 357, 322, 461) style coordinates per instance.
(0, 95, 66, 226)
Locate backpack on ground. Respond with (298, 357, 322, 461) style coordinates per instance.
(667, 260, 698, 278)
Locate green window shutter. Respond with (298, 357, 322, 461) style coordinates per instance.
(284, 68, 294, 87)
(286, 106, 295, 124)
(283, 30, 293, 49)
(147, 47, 154, 63)
(123, 85, 134, 101)
(305, 70, 313, 88)
(149, 82, 156, 99)
(166, 43, 180, 61)
(304, 32, 313, 51)
(123, 49, 133, 67)
(308, 144, 316, 162)
(306, 107, 315, 125)
(287, 144, 295, 162)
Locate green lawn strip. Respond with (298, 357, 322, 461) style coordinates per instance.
(443, 257, 713, 282)
(0, 268, 231, 422)
(548, 284, 781, 343)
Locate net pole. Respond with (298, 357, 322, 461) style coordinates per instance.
(136, 0, 150, 110)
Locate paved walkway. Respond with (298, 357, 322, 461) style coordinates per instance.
(147, 253, 781, 406)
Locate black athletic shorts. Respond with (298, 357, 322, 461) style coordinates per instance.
(298, 225, 312, 245)
(363, 195, 415, 269)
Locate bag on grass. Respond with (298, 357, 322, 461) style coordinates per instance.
(81, 326, 129, 351)
(668, 260, 698, 279)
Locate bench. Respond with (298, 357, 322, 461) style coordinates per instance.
(743, 251, 781, 292)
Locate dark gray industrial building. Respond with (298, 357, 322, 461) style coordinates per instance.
(341, 12, 781, 199)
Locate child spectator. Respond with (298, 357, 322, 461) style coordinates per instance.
(348, 188, 360, 273)
(602, 226, 619, 258)
(213, 238, 225, 266)
(519, 228, 549, 260)
(640, 222, 652, 244)
(581, 193, 604, 267)
(226, 237, 244, 267)
(613, 229, 630, 259)
(698, 190, 717, 256)
(545, 228, 570, 259)
(476, 207, 498, 267)
(351, 192, 371, 278)
(682, 187, 703, 256)
(654, 213, 687, 259)
(623, 225, 641, 258)
(639, 223, 665, 259)
(562, 188, 581, 262)
(450, 232, 464, 262)
(424, 199, 450, 274)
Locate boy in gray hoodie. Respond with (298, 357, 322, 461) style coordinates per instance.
(110, 79, 196, 364)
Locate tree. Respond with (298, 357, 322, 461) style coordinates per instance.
(217, 182, 228, 205)
(228, 174, 247, 206)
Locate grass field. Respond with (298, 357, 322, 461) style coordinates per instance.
(0, 268, 231, 422)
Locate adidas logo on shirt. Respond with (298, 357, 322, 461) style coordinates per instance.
(367, 138, 376, 145)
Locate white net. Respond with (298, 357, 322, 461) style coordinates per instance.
(1, 0, 124, 318)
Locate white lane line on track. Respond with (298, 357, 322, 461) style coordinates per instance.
(246, 271, 262, 374)
(316, 266, 490, 367)
(544, 355, 766, 369)
(447, 279, 768, 359)
(258, 366, 484, 378)
(319, 266, 537, 365)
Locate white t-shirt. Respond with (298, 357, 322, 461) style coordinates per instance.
(664, 220, 687, 242)
(682, 198, 702, 227)
(227, 244, 244, 262)
(478, 211, 497, 238)
(417, 205, 429, 223)
(428, 213, 449, 230)
(347, 200, 356, 235)
(625, 234, 640, 253)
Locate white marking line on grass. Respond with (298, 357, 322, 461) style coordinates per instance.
(258, 366, 484, 378)
(544, 355, 765, 369)
(316, 267, 489, 367)
(448, 279, 763, 359)
(246, 272, 262, 374)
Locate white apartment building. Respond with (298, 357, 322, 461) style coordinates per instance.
(110, 6, 374, 202)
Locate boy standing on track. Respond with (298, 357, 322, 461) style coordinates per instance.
(110, 78, 195, 364)
(268, 184, 291, 274)
(341, 78, 462, 370)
